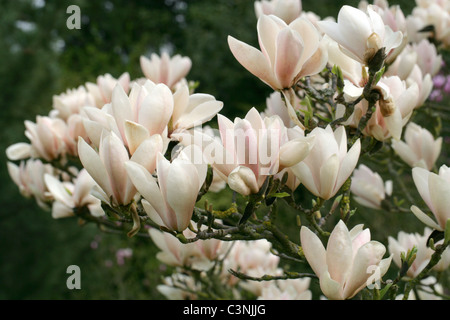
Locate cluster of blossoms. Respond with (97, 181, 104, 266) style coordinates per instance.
(6, 0, 450, 300)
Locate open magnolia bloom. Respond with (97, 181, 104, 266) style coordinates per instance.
(140, 52, 192, 90)
(7, 159, 55, 210)
(291, 125, 361, 200)
(317, 5, 403, 65)
(258, 278, 312, 300)
(392, 122, 442, 170)
(82, 81, 172, 154)
(78, 131, 162, 206)
(340, 75, 419, 141)
(411, 165, 450, 231)
(254, 0, 303, 24)
(301, 221, 392, 300)
(169, 83, 223, 135)
(351, 164, 392, 210)
(220, 108, 313, 195)
(44, 169, 104, 219)
(52, 86, 97, 120)
(149, 226, 228, 271)
(388, 228, 450, 278)
(85, 72, 130, 108)
(125, 146, 207, 232)
(228, 14, 327, 90)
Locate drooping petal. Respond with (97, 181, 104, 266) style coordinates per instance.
(300, 226, 327, 277)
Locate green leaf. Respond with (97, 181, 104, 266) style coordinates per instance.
(379, 282, 393, 300)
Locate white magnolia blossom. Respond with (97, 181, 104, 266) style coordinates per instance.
(391, 122, 442, 170)
(351, 164, 392, 209)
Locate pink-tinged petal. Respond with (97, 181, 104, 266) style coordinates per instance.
(111, 84, 132, 141)
(300, 226, 327, 277)
(326, 220, 353, 286)
(343, 241, 386, 299)
(142, 199, 166, 228)
(99, 132, 132, 204)
(289, 18, 320, 65)
(228, 35, 278, 89)
(175, 100, 223, 130)
(281, 90, 305, 129)
(159, 52, 170, 86)
(130, 134, 163, 174)
(124, 120, 150, 155)
(319, 154, 340, 200)
(125, 161, 165, 215)
(6, 143, 31, 161)
(391, 140, 416, 167)
(319, 270, 345, 300)
(428, 173, 450, 229)
(227, 166, 259, 195)
(411, 205, 443, 231)
(296, 42, 328, 80)
(257, 15, 286, 66)
(140, 55, 159, 81)
(78, 137, 114, 200)
(178, 144, 208, 191)
(168, 55, 192, 88)
(44, 174, 74, 207)
(218, 114, 236, 156)
(274, 28, 303, 88)
(291, 161, 320, 197)
(165, 159, 199, 231)
(172, 84, 190, 123)
(412, 167, 433, 211)
(234, 119, 259, 176)
(335, 138, 361, 192)
(138, 84, 174, 135)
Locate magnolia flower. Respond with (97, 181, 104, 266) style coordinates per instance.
(125, 147, 206, 232)
(391, 122, 442, 170)
(388, 228, 450, 278)
(258, 278, 312, 300)
(412, 39, 443, 77)
(411, 165, 450, 231)
(157, 273, 199, 300)
(7, 159, 55, 210)
(254, 0, 303, 24)
(223, 240, 280, 293)
(24, 116, 67, 161)
(396, 276, 445, 300)
(219, 108, 314, 195)
(140, 52, 192, 89)
(261, 91, 307, 128)
(351, 164, 392, 209)
(169, 83, 223, 135)
(291, 125, 361, 200)
(228, 14, 327, 90)
(149, 225, 227, 271)
(86, 72, 130, 108)
(341, 75, 419, 141)
(385, 44, 433, 108)
(51, 86, 96, 120)
(301, 221, 392, 300)
(317, 5, 403, 65)
(44, 169, 104, 219)
(77, 131, 161, 206)
(82, 81, 171, 154)
(406, 2, 450, 47)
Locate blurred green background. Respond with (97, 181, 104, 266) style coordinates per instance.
(0, 0, 437, 300)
